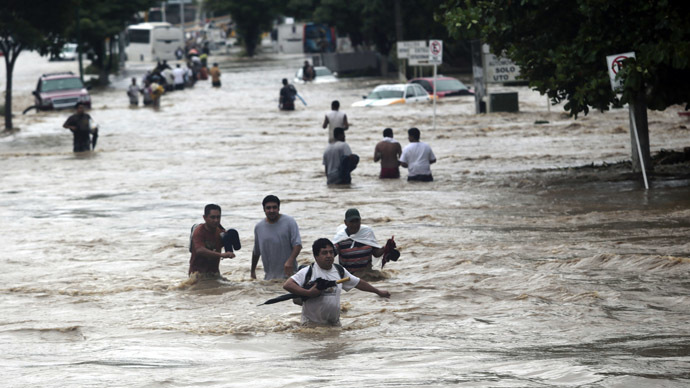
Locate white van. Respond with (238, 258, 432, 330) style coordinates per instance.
(126, 22, 184, 62)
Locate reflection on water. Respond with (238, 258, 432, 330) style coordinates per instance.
(1, 50, 689, 387)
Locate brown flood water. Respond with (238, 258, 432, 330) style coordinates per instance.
(1, 50, 689, 387)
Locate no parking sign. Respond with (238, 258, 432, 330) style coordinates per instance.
(606, 52, 635, 92)
(429, 40, 443, 65)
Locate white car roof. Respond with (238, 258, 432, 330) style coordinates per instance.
(372, 84, 408, 91)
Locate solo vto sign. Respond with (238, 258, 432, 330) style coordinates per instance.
(483, 44, 521, 83)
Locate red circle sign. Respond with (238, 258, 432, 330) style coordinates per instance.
(430, 41, 441, 56)
(611, 55, 628, 74)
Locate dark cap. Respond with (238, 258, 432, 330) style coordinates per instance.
(345, 208, 361, 221)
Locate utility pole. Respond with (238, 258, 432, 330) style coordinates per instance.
(76, 5, 84, 83)
(395, 0, 405, 81)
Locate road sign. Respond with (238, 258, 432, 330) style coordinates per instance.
(409, 46, 431, 66)
(429, 39, 443, 65)
(606, 52, 635, 92)
(397, 40, 426, 59)
(484, 53, 521, 83)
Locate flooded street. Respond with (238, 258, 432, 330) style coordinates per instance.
(1, 50, 689, 387)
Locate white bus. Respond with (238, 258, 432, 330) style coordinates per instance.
(125, 22, 183, 62)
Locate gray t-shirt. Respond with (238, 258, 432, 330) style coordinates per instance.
(323, 141, 352, 184)
(253, 214, 302, 280)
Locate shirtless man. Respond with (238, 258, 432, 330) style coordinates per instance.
(374, 128, 403, 179)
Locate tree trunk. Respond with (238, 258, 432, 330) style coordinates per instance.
(628, 93, 652, 173)
(3, 44, 20, 130)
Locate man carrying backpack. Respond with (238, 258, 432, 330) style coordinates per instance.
(283, 238, 390, 326)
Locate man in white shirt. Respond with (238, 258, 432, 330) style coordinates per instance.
(283, 238, 390, 326)
(172, 64, 186, 90)
(322, 100, 349, 143)
(399, 127, 436, 182)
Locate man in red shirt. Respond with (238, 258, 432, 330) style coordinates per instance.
(189, 204, 236, 277)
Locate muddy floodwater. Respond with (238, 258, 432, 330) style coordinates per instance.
(1, 50, 689, 387)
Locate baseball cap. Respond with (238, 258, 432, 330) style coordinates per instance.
(345, 208, 361, 221)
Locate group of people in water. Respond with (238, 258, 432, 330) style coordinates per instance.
(318, 99, 437, 184)
(189, 197, 396, 326)
(126, 56, 222, 108)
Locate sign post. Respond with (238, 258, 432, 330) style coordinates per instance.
(428, 40, 443, 131)
(606, 52, 647, 189)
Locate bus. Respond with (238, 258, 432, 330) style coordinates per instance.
(303, 23, 336, 53)
(125, 22, 183, 62)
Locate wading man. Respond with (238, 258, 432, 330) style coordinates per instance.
(251, 195, 302, 280)
(400, 127, 436, 182)
(188, 204, 236, 277)
(283, 238, 390, 326)
(62, 102, 96, 152)
(374, 128, 402, 179)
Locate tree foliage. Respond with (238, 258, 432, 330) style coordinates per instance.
(440, 0, 690, 116)
(69, 0, 158, 85)
(0, 0, 74, 129)
(206, 0, 282, 57)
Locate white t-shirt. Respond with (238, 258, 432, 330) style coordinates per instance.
(291, 264, 359, 325)
(400, 141, 436, 177)
(325, 110, 346, 143)
(172, 67, 185, 84)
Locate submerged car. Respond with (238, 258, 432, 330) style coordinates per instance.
(351, 83, 430, 107)
(33, 72, 91, 110)
(409, 76, 473, 98)
(58, 43, 78, 61)
(294, 66, 338, 83)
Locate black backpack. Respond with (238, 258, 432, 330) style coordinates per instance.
(293, 263, 345, 306)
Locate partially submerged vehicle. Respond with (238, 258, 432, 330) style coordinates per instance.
(408, 76, 474, 98)
(294, 66, 338, 83)
(351, 83, 430, 107)
(32, 72, 91, 110)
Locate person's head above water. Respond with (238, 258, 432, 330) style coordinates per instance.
(331, 100, 340, 110)
(383, 128, 393, 138)
(282, 78, 288, 86)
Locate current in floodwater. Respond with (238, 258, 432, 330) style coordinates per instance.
(1, 50, 689, 388)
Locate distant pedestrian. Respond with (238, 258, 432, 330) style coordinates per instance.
(323, 127, 359, 185)
(141, 80, 153, 106)
(399, 127, 436, 182)
(172, 64, 186, 90)
(302, 60, 315, 82)
(322, 100, 349, 143)
(62, 102, 96, 152)
(150, 81, 165, 108)
(127, 78, 140, 106)
(210, 63, 221, 87)
(374, 128, 402, 179)
(279, 78, 297, 111)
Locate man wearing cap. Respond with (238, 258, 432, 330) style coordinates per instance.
(332, 209, 386, 274)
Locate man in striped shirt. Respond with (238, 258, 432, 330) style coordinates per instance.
(333, 209, 385, 274)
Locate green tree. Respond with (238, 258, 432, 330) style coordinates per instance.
(440, 0, 690, 172)
(0, 0, 74, 129)
(206, 0, 282, 57)
(71, 0, 157, 86)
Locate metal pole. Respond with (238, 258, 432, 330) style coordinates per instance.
(180, 2, 185, 31)
(629, 102, 649, 189)
(433, 63, 437, 131)
(76, 6, 84, 83)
